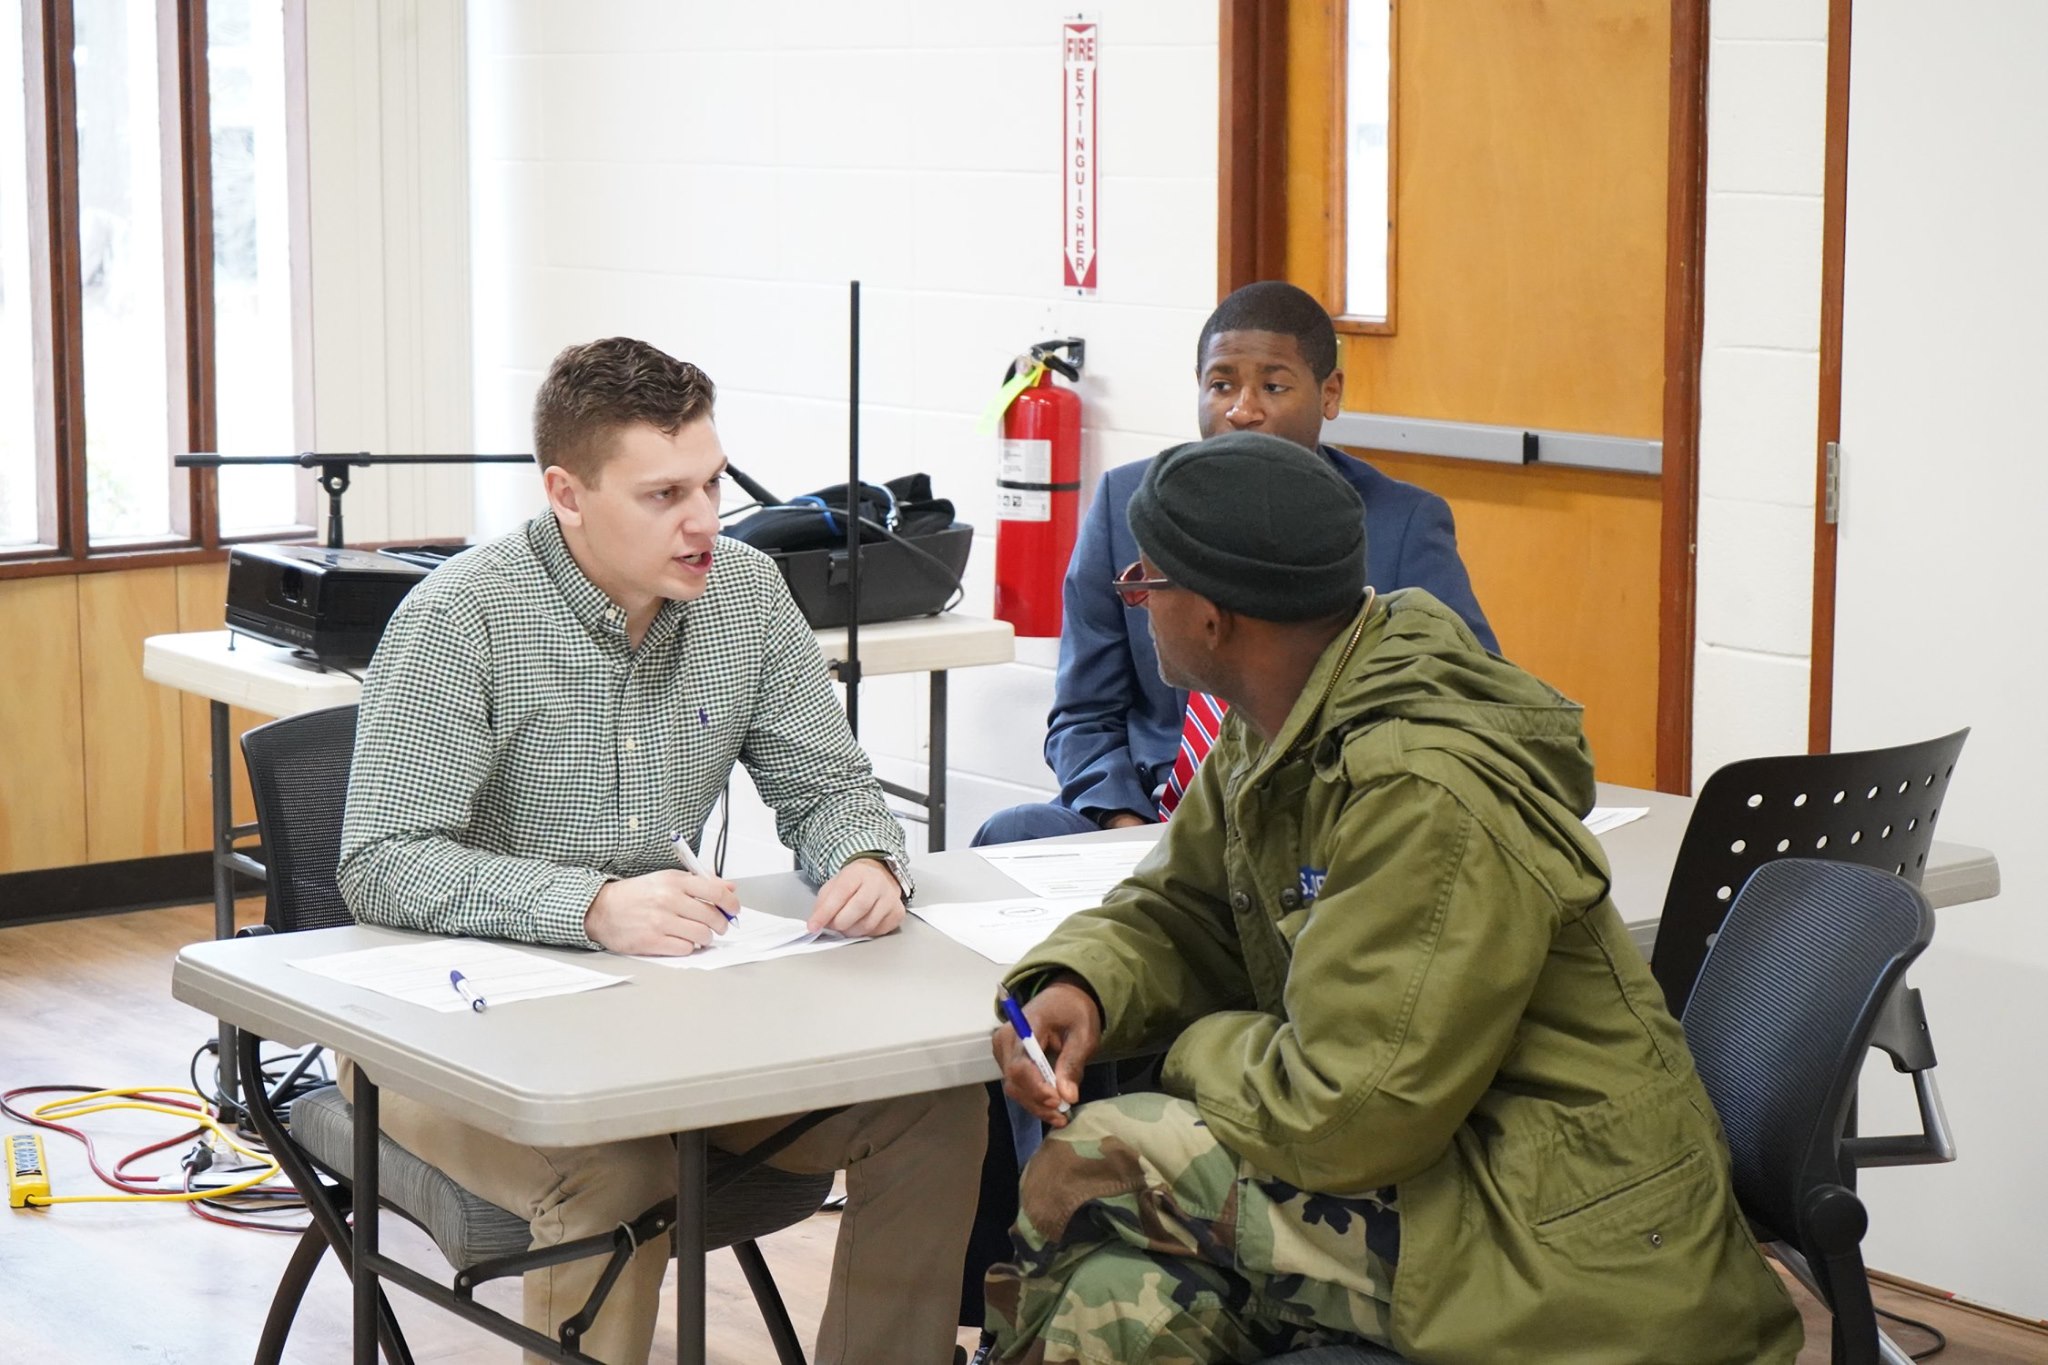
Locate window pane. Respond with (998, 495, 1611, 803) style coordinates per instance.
(74, 0, 177, 542)
(1344, 0, 1392, 322)
(209, 0, 297, 534)
(0, 0, 41, 548)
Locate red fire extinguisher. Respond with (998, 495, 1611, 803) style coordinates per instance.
(994, 338, 1085, 638)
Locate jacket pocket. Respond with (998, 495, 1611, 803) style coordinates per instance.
(1529, 1145, 1710, 1253)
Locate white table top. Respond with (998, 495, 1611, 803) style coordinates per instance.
(170, 786, 2000, 1149)
(173, 850, 1028, 1146)
(144, 615, 1016, 718)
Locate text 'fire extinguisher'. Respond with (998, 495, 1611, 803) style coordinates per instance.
(985, 338, 1085, 639)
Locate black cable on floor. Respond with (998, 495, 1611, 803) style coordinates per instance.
(1875, 1303, 1947, 1360)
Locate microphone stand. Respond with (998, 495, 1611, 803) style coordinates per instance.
(845, 279, 862, 736)
(176, 451, 533, 549)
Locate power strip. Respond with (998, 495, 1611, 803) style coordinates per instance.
(8, 1132, 50, 1207)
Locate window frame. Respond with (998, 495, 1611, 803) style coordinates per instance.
(1, 0, 313, 581)
(1328, 0, 1398, 338)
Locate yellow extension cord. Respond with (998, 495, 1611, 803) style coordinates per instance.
(21, 1086, 284, 1206)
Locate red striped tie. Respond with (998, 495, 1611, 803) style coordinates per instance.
(1157, 692, 1229, 820)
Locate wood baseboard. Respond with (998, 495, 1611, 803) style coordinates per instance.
(1869, 1269, 2048, 1335)
(0, 852, 255, 927)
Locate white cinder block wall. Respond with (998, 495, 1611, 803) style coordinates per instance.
(1698, 1, 2048, 1320)
(464, 1, 1220, 874)
(1691, 0, 1828, 781)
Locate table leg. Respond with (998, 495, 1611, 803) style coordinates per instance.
(210, 700, 242, 1115)
(676, 1130, 707, 1365)
(353, 1070, 381, 1365)
(927, 670, 949, 852)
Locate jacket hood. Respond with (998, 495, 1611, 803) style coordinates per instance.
(1257, 588, 1603, 869)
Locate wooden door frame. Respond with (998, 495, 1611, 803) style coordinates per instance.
(1808, 0, 1853, 754)
(1219, 0, 1291, 295)
(1217, 0, 1710, 793)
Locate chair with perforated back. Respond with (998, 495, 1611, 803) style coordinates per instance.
(1650, 729, 1968, 1172)
(1681, 858, 1936, 1365)
(238, 703, 831, 1364)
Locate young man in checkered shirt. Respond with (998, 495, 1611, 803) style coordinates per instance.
(337, 337, 984, 1365)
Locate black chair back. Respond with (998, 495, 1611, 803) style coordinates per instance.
(1681, 858, 1933, 1365)
(241, 704, 359, 933)
(1651, 727, 1966, 1018)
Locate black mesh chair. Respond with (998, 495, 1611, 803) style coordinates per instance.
(1682, 858, 1936, 1365)
(1650, 729, 1968, 1172)
(238, 703, 831, 1364)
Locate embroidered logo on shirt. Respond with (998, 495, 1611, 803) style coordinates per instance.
(1298, 866, 1328, 902)
(698, 707, 709, 727)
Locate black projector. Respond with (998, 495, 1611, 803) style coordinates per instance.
(225, 544, 428, 666)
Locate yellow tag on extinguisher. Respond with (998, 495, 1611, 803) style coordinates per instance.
(975, 361, 1046, 436)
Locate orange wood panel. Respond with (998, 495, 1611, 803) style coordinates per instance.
(174, 562, 259, 850)
(1333, 0, 1672, 435)
(1288, 0, 1674, 786)
(0, 577, 89, 873)
(77, 568, 187, 862)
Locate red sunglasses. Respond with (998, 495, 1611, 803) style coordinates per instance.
(1111, 560, 1175, 607)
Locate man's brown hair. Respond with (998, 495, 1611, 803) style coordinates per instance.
(532, 337, 716, 485)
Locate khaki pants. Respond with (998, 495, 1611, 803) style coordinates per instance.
(339, 1060, 984, 1365)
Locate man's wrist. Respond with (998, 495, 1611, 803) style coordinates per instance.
(1010, 969, 1104, 1023)
(846, 850, 914, 904)
(1045, 969, 1103, 1013)
(1096, 809, 1152, 830)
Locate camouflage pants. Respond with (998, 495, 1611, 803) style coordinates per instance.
(985, 1093, 1401, 1365)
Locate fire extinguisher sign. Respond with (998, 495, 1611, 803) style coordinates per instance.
(1063, 16, 1098, 292)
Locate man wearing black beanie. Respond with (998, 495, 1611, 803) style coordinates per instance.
(955, 286, 1496, 1338)
(982, 432, 1800, 1363)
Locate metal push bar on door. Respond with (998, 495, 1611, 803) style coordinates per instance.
(1321, 411, 1663, 475)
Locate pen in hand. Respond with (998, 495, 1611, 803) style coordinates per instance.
(999, 988, 1072, 1115)
(669, 830, 738, 923)
(448, 969, 488, 1013)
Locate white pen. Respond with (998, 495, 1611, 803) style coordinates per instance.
(668, 829, 738, 924)
(448, 969, 488, 1013)
(998, 988, 1071, 1115)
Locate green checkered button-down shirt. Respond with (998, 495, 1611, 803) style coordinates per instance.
(337, 510, 906, 948)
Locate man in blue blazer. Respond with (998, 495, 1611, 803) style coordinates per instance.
(976, 281, 1496, 845)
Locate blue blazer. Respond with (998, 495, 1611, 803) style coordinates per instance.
(1046, 446, 1498, 822)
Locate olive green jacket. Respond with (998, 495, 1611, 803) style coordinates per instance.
(1007, 591, 1801, 1364)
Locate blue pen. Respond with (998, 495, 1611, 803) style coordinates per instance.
(669, 830, 738, 923)
(448, 969, 488, 1013)
(998, 989, 1071, 1115)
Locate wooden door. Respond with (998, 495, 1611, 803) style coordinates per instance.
(1249, 0, 1701, 789)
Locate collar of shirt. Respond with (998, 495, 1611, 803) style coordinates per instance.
(526, 509, 687, 653)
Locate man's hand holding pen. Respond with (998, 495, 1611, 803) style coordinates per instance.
(583, 869, 738, 955)
(994, 973, 1103, 1128)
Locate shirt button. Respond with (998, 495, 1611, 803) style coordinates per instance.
(627, 816, 640, 832)
(1279, 888, 1301, 910)
(624, 738, 638, 753)
(1230, 891, 1250, 913)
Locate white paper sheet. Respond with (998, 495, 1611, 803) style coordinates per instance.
(976, 837, 1162, 900)
(1583, 806, 1650, 836)
(910, 896, 1099, 965)
(630, 907, 864, 972)
(292, 938, 627, 1012)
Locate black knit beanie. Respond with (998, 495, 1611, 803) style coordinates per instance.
(1126, 431, 1367, 622)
